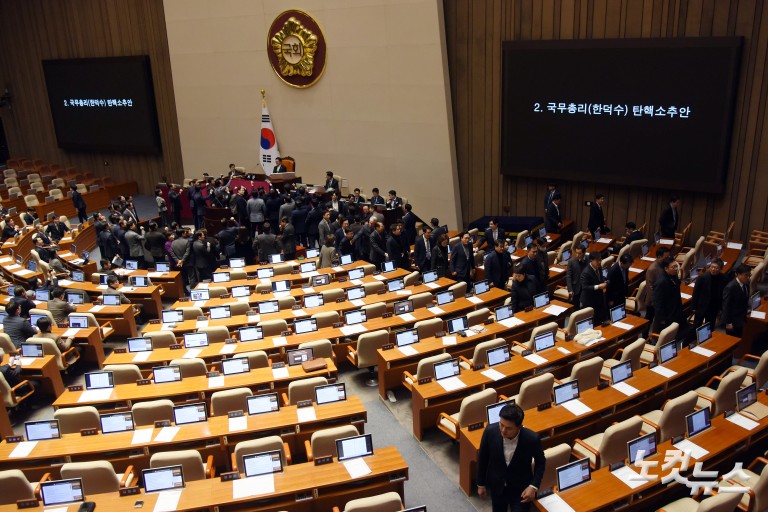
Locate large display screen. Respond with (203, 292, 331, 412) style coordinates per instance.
(501, 38, 742, 193)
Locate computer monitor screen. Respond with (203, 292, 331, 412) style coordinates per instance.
(348, 267, 365, 280)
(300, 261, 317, 273)
(576, 318, 593, 334)
(272, 280, 290, 292)
(336, 433, 374, 461)
(100, 274, 110, 285)
(125, 260, 138, 271)
(238, 326, 263, 342)
(212, 272, 230, 283)
(131, 276, 148, 287)
(229, 258, 245, 269)
(162, 310, 184, 323)
(659, 340, 678, 364)
(434, 358, 460, 380)
(312, 274, 331, 287)
(209, 305, 231, 320)
(610, 360, 633, 384)
(25, 420, 61, 441)
(473, 280, 490, 295)
(306, 248, 319, 259)
(560, 249, 571, 263)
(243, 450, 283, 477)
(183, 332, 209, 348)
(581, 239, 589, 250)
(102, 294, 121, 306)
(247, 393, 280, 415)
(257, 267, 274, 279)
(394, 300, 414, 315)
(269, 254, 284, 264)
(173, 402, 207, 425)
(99, 412, 134, 434)
(382, 261, 396, 273)
(696, 323, 712, 344)
(257, 300, 279, 314)
(346, 286, 366, 301)
(40, 479, 84, 506)
(533, 292, 550, 308)
(751, 292, 761, 311)
(85, 371, 114, 389)
(189, 289, 209, 301)
(610, 304, 626, 323)
(127, 337, 152, 353)
(231, 285, 250, 298)
(686, 407, 711, 438)
(153, 365, 182, 383)
(495, 305, 514, 321)
(222, 357, 250, 376)
(30, 313, 46, 327)
(142, 465, 184, 493)
(69, 315, 89, 328)
(423, 270, 438, 284)
(436, 291, 454, 306)
(35, 289, 50, 301)
(345, 309, 367, 325)
(525, 236, 534, 246)
(736, 383, 759, 412)
(303, 293, 324, 309)
(315, 383, 347, 405)
(642, 242, 650, 256)
(553, 381, 580, 406)
(486, 399, 516, 424)
(539, 227, 547, 239)
(534, 331, 555, 352)
(602, 268, 609, 279)
(628, 432, 657, 464)
(396, 329, 419, 347)
(386, 278, 405, 292)
(66, 292, 85, 305)
(556, 458, 591, 492)
(293, 318, 318, 334)
(286, 348, 313, 366)
(340, 254, 353, 265)
(155, 262, 170, 273)
(447, 316, 468, 334)
(487, 346, 510, 367)
(20, 343, 43, 358)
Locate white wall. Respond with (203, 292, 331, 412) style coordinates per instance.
(163, 0, 461, 228)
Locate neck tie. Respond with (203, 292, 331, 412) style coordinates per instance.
(743, 283, 748, 296)
(493, 230, 497, 242)
(425, 238, 431, 258)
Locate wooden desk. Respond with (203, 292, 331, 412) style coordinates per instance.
(457, 331, 741, 495)
(53, 358, 338, 410)
(55, 279, 164, 319)
(113, 268, 185, 299)
(0, 404, 11, 438)
(35, 302, 138, 339)
(33, 187, 112, 220)
(51, 325, 108, 367)
(1, 354, 64, 397)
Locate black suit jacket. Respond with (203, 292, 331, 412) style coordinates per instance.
(484, 250, 511, 289)
(413, 235, 432, 271)
(273, 164, 287, 174)
(545, 204, 562, 233)
(324, 178, 339, 190)
(477, 425, 545, 498)
(587, 203, 606, 235)
(605, 263, 628, 308)
(566, 257, 587, 295)
(369, 229, 387, 265)
(653, 272, 684, 330)
(510, 276, 537, 312)
(691, 272, 724, 318)
(449, 242, 475, 279)
(483, 228, 506, 250)
(722, 278, 749, 329)
(659, 203, 678, 238)
(580, 264, 607, 321)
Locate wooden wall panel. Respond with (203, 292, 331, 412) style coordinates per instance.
(0, 0, 182, 194)
(445, 0, 768, 244)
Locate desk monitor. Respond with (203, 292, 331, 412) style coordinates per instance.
(610, 304, 627, 323)
(70, 270, 84, 283)
(229, 257, 245, 269)
(35, 289, 50, 302)
(286, 347, 313, 366)
(25, 260, 36, 273)
(381, 261, 396, 273)
(594, 229, 602, 241)
(20, 343, 43, 358)
(142, 465, 184, 493)
(386, 277, 405, 292)
(112, 256, 124, 267)
(539, 227, 547, 239)
(487, 346, 510, 367)
(396, 328, 419, 347)
(238, 326, 263, 342)
(581, 239, 589, 250)
(183, 332, 209, 348)
(210, 305, 231, 320)
(533, 292, 550, 309)
(173, 402, 207, 425)
(306, 248, 320, 259)
(345, 309, 367, 325)
(125, 260, 138, 271)
(447, 316, 468, 335)
(311, 274, 331, 287)
(340, 254, 353, 265)
(231, 285, 250, 298)
(553, 381, 580, 406)
(131, 276, 148, 287)
(602, 268, 609, 279)
(213, 272, 230, 283)
(303, 293, 324, 309)
(14, 255, 21, 265)
(434, 358, 460, 381)
(247, 392, 280, 415)
(696, 323, 713, 344)
(272, 280, 290, 292)
(102, 294, 121, 306)
(346, 286, 366, 301)
(394, 299, 414, 315)
(348, 267, 365, 280)
(190, 289, 210, 302)
(66, 291, 85, 305)
(257, 267, 274, 279)
(243, 450, 283, 477)
(40, 478, 84, 506)
(257, 300, 279, 314)
(556, 458, 591, 492)
(641, 242, 650, 257)
(610, 360, 633, 385)
(576, 317, 593, 334)
(336, 433, 374, 461)
(153, 365, 182, 384)
(751, 291, 761, 311)
(30, 313, 47, 327)
(736, 382, 759, 412)
(486, 398, 516, 425)
(300, 261, 317, 273)
(473, 280, 490, 295)
(128, 337, 152, 353)
(85, 371, 114, 390)
(525, 236, 534, 246)
(222, 357, 250, 376)
(99, 274, 110, 285)
(495, 304, 514, 321)
(560, 249, 571, 264)
(162, 309, 184, 324)
(628, 432, 657, 464)
(25, 419, 61, 441)
(315, 383, 347, 405)
(423, 270, 438, 284)
(293, 317, 318, 335)
(269, 253, 285, 264)
(100, 412, 134, 434)
(436, 290, 454, 306)
(534, 331, 556, 352)
(69, 315, 89, 328)
(659, 340, 678, 364)
(689, 266, 699, 281)
(685, 407, 711, 438)
(155, 262, 170, 273)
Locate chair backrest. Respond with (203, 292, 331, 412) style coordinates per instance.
(362, 281, 385, 295)
(102, 364, 143, 385)
(527, 321, 559, 347)
(749, 461, 768, 512)
(601, 255, 615, 269)
(60, 461, 120, 495)
(469, 338, 508, 369)
(0, 372, 20, 407)
(517, 372, 555, 410)
(343, 491, 403, 512)
(170, 358, 207, 378)
(211, 387, 253, 416)
(652, 323, 679, 359)
(131, 399, 175, 427)
(0, 333, 13, 355)
(456, 388, 497, 427)
(233, 436, 287, 472)
(541, 444, 571, 490)
(311, 311, 339, 329)
(179, 306, 204, 320)
(414, 318, 443, 340)
(150, 449, 206, 481)
(144, 331, 178, 349)
(564, 307, 594, 336)
(228, 301, 250, 316)
(361, 302, 385, 319)
(656, 391, 699, 442)
(516, 230, 530, 249)
(258, 319, 288, 337)
(198, 326, 229, 344)
(28, 337, 65, 370)
(410, 292, 433, 309)
(595, 416, 643, 468)
(556, 241, 572, 263)
(309, 424, 360, 460)
(54, 405, 100, 434)
(751, 261, 766, 295)
(321, 288, 345, 302)
(299, 339, 334, 359)
(24, 195, 39, 207)
(415, 353, 451, 379)
(287, 376, 328, 405)
(229, 270, 247, 280)
(753, 350, 768, 389)
(467, 307, 490, 327)
(0, 470, 35, 504)
(277, 295, 296, 309)
(710, 366, 748, 416)
(354, 330, 389, 368)
(449, 281, 467, 298)
(272, 263, 292, 275)
(206, 286, 227, 298)
(234, 350, 269, 369)
(404, 271, 420, 287)
(572, 231, 586, 247)
(695, 492, 744, 512)
(628, 239, 648, 260)
(27, 173, 41, 183)
(619, 337, 646, 371)
(566, 357, 604, 391)
(7, 186, 20, 196)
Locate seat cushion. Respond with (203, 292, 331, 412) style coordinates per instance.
(660, 497, 699, 512)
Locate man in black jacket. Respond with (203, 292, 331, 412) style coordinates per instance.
(71, 185, 87, 223)
(612, 221, 643, 255)
(580, 251, 608, 323)
(652, 256, 686, 338)
(413, 226, 433, 272)
(587, 194, 608, 237)
(278, 217, 296, 260)
(482, 218, 506, 252)
(545, 194, 563, 233)
(606, 254, 633, 309)
(566, 245, 587, 307)
(1, 217, 19, 243)
(369, 222, 388, 267)
(510, 265, 537, 312)
(658, 195, 680, 238)
(477, 403, 545, 512)
(722, 265, 751, 337)
(484, 240, 512, 290)
(450, 232, 475, 286)
(691, 258, 725, 330)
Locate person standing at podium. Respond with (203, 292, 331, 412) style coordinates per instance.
(273, 157, 287, 174)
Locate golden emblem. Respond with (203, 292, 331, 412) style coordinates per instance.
(267, 10, 327, 88)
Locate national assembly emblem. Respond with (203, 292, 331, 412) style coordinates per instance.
(268, 10, 327, 88)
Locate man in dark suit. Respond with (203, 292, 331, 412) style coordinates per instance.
(543, 183, 558, 215)
(354, 217, 375, 263)
(484, 240, 512, 290)
(430, 218, 447, 245)
(613, 221, 643, 254)
(482, 218, 506, 251)
(652, 256, 686, 338)
(450, 232, 476, 286)
(369, 188, 385, 207)
(413, 226, 433, 272)
(606, 254, 633, 309)
(519, 243, 543, 292)
(71, 185, 87, 223)
(691, 258, 725, 330)
(580, 251, 608, 323)
(278, 217, 296, 260)
(324, 171, 339, 191)
(545, 194, 563, 233)
(477, 403, 545, 512)
(0, 218, 19, 242)
(402, 204, 417, 247)
(369, 221, 388, 266)
(46, 217, 70, 242)
(510, 264, 538, 312)
(641, 247, 669, 327)
(587, 194, 608, 237)
(658, 194, 680, 238)
(386, 190, 402, 210)
(566, 245, 588, 306)
(272, 157, 287, 174)
(722, 265, 752, 337)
